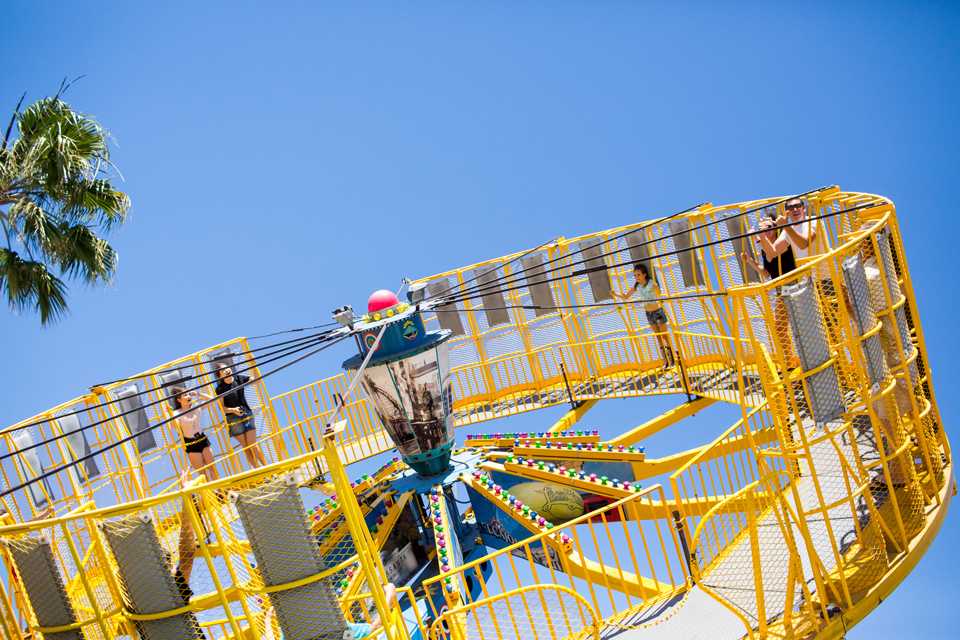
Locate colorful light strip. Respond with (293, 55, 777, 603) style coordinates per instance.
(496, 457, 643, 497)
(465, 471, 574, 551)
(429, 486, 460, 593)
(465, 429, 601, 447)
(512, 441, 646, 460)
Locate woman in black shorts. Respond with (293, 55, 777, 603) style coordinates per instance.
(171, 386, 219, 482)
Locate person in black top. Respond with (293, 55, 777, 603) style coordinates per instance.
(740, 214, 801, 369)
(742, 216, 797, 281)
(215, 364, 266, 468)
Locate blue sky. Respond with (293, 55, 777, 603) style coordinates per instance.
(3, 1, 959, 637)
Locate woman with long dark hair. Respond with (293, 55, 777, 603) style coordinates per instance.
(614, 262, 676, 368)
(170, 386, 219, 483)
(215, 364, 267, 469)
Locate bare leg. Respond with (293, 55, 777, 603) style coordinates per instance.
(188, 451, 205, 476)
(653, 322, 673, 366)
(234, 434, 256, 468)
(201, 448, 219, 482)
(235, 430, 265, 468)
(251, 433, 267, 467)
(244, 430, 267, 467)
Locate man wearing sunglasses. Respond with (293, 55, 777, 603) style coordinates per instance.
(775, 198, 820, 259)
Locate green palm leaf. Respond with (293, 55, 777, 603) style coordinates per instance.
(0, 91, 129, 325)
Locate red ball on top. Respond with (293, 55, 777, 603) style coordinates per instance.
(367, 289, 400, 313)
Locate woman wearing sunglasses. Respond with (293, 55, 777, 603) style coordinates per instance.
(215, 364, 267, 469)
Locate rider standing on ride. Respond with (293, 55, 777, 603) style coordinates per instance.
(215, 364, 267, 469)
(613, 262, 676, 368)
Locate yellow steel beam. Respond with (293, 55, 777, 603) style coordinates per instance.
(547, 400, 598, 433)
(608, 397, 715, 446)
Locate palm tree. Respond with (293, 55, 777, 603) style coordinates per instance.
(0, 87, 130, 324)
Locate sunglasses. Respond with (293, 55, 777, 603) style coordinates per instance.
(786, 203, 804, 211)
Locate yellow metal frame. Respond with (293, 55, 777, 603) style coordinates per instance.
(0, 188, 951, 640)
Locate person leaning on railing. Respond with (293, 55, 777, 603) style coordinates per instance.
(777, 197, 854, 373)
(613, 262, 676, 369)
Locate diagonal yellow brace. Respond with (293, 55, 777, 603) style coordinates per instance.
(609, 397, 714, 446)
(547, 399, 598, 433)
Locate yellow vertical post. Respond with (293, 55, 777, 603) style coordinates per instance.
(58, 517, 112, 639)
(321, 421, 407, 640)
(745, 490, 766, 639)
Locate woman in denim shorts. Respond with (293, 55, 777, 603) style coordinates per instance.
(215, 364, 267, 469)
(614, 263, 676, 368)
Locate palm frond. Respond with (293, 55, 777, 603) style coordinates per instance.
(47, 221, 117, 283)
(58, 178, 130, 227)
(0, 248, 68, 323)
(0, 92, 128, 325)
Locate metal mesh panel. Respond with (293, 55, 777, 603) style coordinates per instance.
(667, 218, 704, 288)
(782, 278, 845, 424)
(11, 430, 54, 507)
(724, 212, 761, 284)
(578, 241, 613, 302)
(475, 268, 510, 327)
(56, 414, 101, 482)
(842, 254, 888, 387)
(6, 535, 84, 640)
(427, 280, 466, 336)
(115, 384, 158, 453)
(100, 512, 203, 640)
(874, 229, 916, 378)
(232, 476, 346, 640)
(624, 227, 651, 266)
(520, 254, 556, 315)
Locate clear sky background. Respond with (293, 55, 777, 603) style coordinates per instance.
(3, 1, 959, 637)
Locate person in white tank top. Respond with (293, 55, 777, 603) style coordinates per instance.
(171, 387, 220, 483)
(774, 198, 826, 260)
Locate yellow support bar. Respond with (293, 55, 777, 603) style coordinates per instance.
(321, 421, 407, 640)
(608, 397, 715, 446)
(465, 472, 671, 599)
(428, 486, 463, 602)
(547, 399, 598, 433)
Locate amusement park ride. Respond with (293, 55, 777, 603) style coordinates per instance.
(0, 186, 951, 640)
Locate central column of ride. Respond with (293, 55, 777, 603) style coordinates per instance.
(342, 289, 455, 476)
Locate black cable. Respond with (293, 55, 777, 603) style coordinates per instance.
(249, 321, 339, 340)
(439, 189, 856, 309)
(469, 290, 721, 313)
(442, 186, 832, 303)
(429, 200, 708, 306)
(426, 235, 560, 301)
(434, 198, 881, 313)
(0, 331, 344, 463)
(3, 328, 339, 438)
(93, 328, 337, 387)
(438, 186, 834, 306)
(0, 333, 349, 500)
